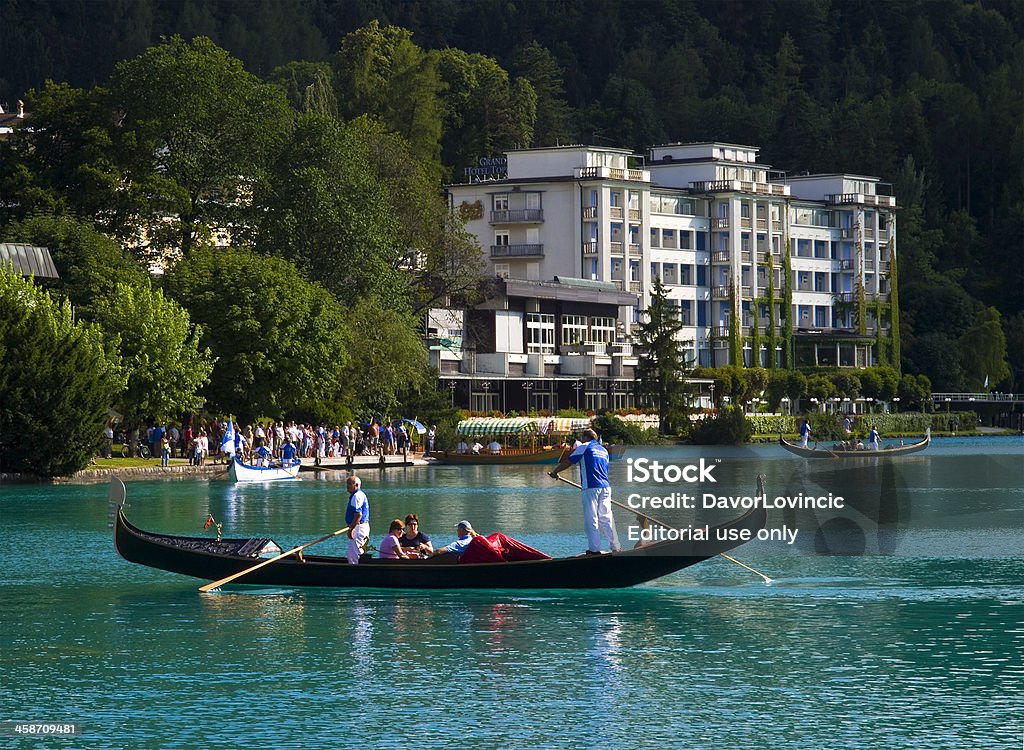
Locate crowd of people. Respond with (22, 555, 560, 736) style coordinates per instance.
(109, 418, 431, 465)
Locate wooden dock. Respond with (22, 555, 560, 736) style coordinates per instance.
(298, 452, 437, 473)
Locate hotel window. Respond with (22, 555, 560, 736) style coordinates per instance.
(718, 202, 729, 219)
(494, 263, 510, 279)
(680, 265, 692, 285)
(494, 231, 509, 246)
(662, 263, 678, 285)
(493, 194, 509, 211)
(561, 314, 588, 345)
(650, 228, 660, 247)
(527, 313, 555, 354)
(590, 317, 616, 343)
(680, 301, 692, 326)
(814, 272, 828, 292)
(741, 203, 750, 218)
(611, 259, 623, 280)
(680, 231, 692, 250)
(662, 228, 677, 249)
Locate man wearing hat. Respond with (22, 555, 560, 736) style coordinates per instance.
(432, 520, 478, 557)
(549, 428, 620, 555)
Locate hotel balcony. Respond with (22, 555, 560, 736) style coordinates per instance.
(691, 180, 790, 197)
(609, 206, 624, 219)
(712, 250, 730, 263)
(582, 241, 598, 255)
(628, 243, 643, 257)
(865, 259, 875, 271)
(575, 166, 650, 182)
(610, 241, 624, 255)
(711, 285, 731, 300)
(712, 217, 731, 230)
(490, 243, 544, 258)
(628, 208, 641, 222)
(710, 325, 730, 337)
(582, 206, 598, 220)
(827, 193, 897, 208)
(490, 209, 544, 224)
(838, 259, 854, 270)
(616, 280, 642, 294)
(834, 291, 857, 302)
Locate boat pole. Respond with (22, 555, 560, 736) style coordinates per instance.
(198, 526, 350, 592)
(552, 474, 772, 584)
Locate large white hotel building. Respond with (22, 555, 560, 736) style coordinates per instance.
(436, 142, 897, 413)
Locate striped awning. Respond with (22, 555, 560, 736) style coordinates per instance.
(536, 417, 592, 435)
(456, 417, 539, 437)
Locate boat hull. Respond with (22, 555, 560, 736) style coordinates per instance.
(228, 457, 301, 482)
(114, 499, 765, 590)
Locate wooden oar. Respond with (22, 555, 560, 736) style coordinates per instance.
(198, 526, 349, 592)
(552, 474, 772, 583)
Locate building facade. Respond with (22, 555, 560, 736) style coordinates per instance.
(439, 142, 898, 410)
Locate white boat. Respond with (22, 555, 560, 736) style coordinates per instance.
(228, 456, 301, 482)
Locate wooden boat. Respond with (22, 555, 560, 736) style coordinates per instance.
(228, 456, 301, 482)
(111, 480, 766, 590)
(779, 428, 930, 459)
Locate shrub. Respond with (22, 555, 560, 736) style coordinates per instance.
(691, 406, 751, 444)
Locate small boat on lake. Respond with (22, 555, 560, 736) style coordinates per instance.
(111, 479, 766, 590)
(228, 456, 301, 482)
(779, 429, 930, 459)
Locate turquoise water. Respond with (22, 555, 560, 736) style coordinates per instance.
(1, 437, 1022, 749)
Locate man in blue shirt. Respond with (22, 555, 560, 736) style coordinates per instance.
(800, 419, 812, 448)
(550, 429, 621, 555)
(431, 520, 478, 558)
(868, 425, 880, 450)
(345, 474, 370, 565)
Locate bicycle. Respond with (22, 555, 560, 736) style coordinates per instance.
(121, 441, 151, 459)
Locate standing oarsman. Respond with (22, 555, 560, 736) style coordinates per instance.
(549, 429, 620, 555)
(345, 474, 370, 565)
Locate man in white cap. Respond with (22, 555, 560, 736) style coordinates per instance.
(345, 474, 370, 564)
(432, 520, 478, 557)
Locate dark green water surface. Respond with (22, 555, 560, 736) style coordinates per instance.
(1, 437, 1021, 749)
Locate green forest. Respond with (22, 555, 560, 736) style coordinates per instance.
(0, 1, 1021, 476)
(2, 0, 1020, 391)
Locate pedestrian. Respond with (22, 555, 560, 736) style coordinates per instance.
(868, 424, 880, 450)
(345, 474, 370, 565)
(800, 418, 812, 448)
(549, 428, 620, 555)
(427, 425, 437, 453)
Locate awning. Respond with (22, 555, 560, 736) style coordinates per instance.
(456, 417, 539, 437)
(536, 417, 592, 435)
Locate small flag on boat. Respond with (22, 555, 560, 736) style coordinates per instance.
(220, 419, 236, 456)
(204, 514, 215, 531)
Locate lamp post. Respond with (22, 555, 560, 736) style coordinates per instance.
(480, 381, 491, 413)
(522, 380, 534, 412)
(709, 383, 716, 412)
(892, 397, 900, 414)
(572, 379, 584, 411)
(448, 380, 457, 407)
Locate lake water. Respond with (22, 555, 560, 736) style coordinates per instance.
(1, 437, 1022, 749)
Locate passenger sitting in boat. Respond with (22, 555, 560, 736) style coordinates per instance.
(488, 439, 502, 454)
(399, 513, 432, 556)
(379, 519, 412, 559)
(431, 520, 478, 557)
(456, 440, 470, 454)
(471, 441, 483, 455)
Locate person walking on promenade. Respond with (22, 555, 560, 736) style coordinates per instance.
(345, 474, 370, 565)
(549, 428, 620, 555)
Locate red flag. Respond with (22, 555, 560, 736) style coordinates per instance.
(203, 514, 215, 531)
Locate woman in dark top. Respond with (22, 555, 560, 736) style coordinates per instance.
(399, 514, 433, 556)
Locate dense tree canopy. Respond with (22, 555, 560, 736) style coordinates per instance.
(0, 267, 122, 476)
(163, 248, 353, 424)
(1, 2, 1021, 391)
